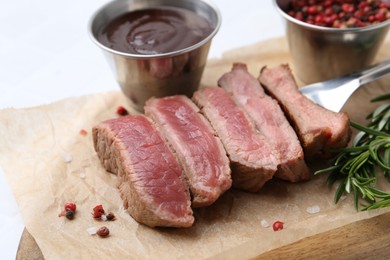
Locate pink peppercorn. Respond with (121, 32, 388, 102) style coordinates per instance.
(286, 0, 390, 28)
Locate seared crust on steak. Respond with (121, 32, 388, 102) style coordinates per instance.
(258, 64, 351, 160)
(193, 87, 278, 192)
(93, 115, 194, 228)
(219, 63, 310, 182)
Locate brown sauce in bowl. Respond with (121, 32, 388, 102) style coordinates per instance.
(98, 7, 214, 55)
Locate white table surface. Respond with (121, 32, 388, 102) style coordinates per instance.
(0, 0, 284, 258)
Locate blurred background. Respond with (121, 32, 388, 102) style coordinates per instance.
(0, 0, 284, 109)
(0, 0, 284, 259)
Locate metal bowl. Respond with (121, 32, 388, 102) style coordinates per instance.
(274, 0, 390, 84)
(89, 0, 221, 112)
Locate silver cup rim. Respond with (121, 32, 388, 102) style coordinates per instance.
(88, 0, 222, 59)
(273, 0, 390, 33)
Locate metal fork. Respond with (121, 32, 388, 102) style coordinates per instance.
(299, 59, 390, 112)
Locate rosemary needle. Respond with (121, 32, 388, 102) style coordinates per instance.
(315, 93, 390, 211)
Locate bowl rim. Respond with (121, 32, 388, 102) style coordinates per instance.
(88, 0, 222, 59)
(273, 0, 390, 33)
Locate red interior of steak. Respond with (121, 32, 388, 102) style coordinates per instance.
(92, 62, 354, 228)
(145, 95, 232, 207)
(258, 64, 351, 159)
(92, 115, 194, 227)
(192, 87, 278, 192)
(218, 63, 310, 182)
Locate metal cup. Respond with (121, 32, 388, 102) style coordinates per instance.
(89, 0, 221, 112)
(274, 0, 390, 84)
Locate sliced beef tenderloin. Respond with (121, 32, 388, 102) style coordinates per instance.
(258, 64, 351, 160)
(144, 95, 232, 207)
(192, 87, 278, 192)
(92, 115, 194, 228)
(219, 63, 310, 182)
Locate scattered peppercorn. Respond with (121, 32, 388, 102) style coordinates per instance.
(92, 204, 116, 221)
(272, 221, 284, 231)
(79, 129, 88, 136)
(96, 226, 110, 238)
(286, 0, 390, 28)
(65, 202, 77, 212)
(58, 202, 77, 220)
(65, 210, 75, 220)
(106, 212, 116, 221)
(92, 204, 105, 219)
(116, 105, 129, 116)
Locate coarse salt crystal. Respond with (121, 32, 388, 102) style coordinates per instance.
(260, 219, 270, 228)
(101, 214, 107, 221)
(86, 227, 98, 235)
(64, 154, 73, 163)
(79, 171, 86, 179)
(306, 205, 320, 214)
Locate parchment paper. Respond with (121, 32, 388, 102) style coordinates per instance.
(1, 37, 390, 259)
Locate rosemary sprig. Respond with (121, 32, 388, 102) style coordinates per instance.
(315, 93, 390, 211)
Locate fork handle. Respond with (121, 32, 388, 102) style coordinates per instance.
(357, 59, 390, 86)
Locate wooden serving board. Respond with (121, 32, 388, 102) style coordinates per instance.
(17, 212, 390, 259)
(15, 36, 390, 259)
